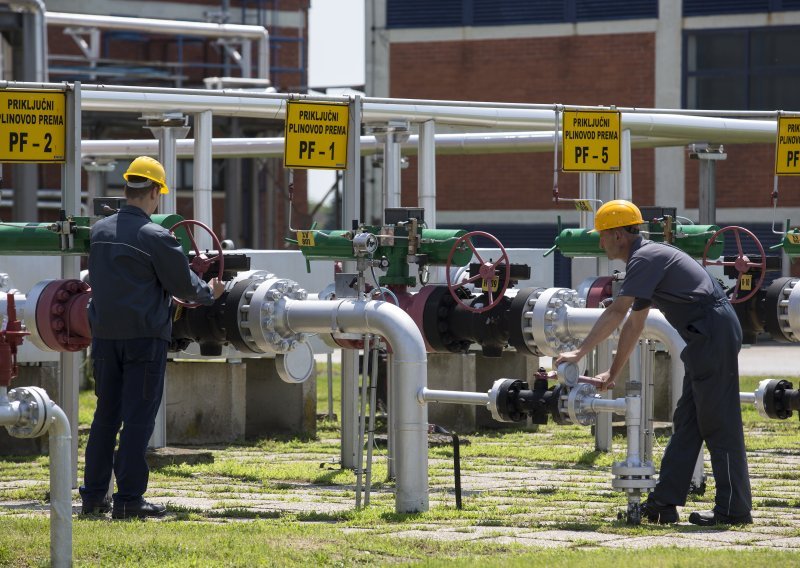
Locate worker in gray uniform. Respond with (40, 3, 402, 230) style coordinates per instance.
(556, 199, 752, 526)
(79, 156, 224, 519)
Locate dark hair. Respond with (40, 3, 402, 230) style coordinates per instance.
(622, 225, 640, 235)
(124, 175, 157, 200)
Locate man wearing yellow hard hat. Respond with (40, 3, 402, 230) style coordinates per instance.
(557, 199, 751, 527)
(80, 156, 224, 519)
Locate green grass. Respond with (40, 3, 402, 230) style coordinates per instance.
(1, 371, 799, 567)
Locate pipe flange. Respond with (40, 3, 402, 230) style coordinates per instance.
(234, 271, 309, 354)
(783, 279, 800, 342)
(24, 279, 91, 353)
(565, 382, 596, 426)
(6, 386, 52, 439)
(508, 287, 546, 356)
(612, 462, 656, 478)
(754, 378, 794, 420)
(529, 287, 585, 357)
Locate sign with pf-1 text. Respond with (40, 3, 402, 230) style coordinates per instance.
(775, 116, 800, 175)
(284, 101, 349, 170)
(562, 110, 621, 172)
(0, 90, 66, 162)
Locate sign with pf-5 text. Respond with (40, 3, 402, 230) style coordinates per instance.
(562, 110, 621, 172)
(0, 90, 66, 163)
(775, 116, 800, 175)
(284, 101, 349, 170)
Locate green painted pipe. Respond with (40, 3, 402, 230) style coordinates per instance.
(771, 229, 800, 257)
(549, 224, 724, 259)
(0, 213, 187, 256)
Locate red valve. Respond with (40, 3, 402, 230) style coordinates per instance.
(169, 219, 225, 308)
(1, 294, 30, 387)
(445, 231, 511, 314)
(702, 226, 766, 304)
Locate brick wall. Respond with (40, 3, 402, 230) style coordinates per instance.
(391, 33, 656, 210)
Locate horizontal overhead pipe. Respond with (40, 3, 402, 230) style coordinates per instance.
(67, 83, 779, 144)
(80, 132, 696, 159)
(46, 12, 269, 78)
(282, 299, 428, 513)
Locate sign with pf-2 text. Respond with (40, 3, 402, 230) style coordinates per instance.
(0, 90, 66, 162)
(775, 116, 800, 175)
(284, 101, 349, 170)
(562, 110, 621, 172)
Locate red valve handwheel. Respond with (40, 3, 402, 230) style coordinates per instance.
(445, 230, 511, 314)
(169, 219, 224, 308)
(701, 225, 766, 304)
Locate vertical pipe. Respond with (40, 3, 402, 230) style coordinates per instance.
(340, 96, 362, 469)
(49, 403, 73, 568)
(284, 299, 428, 512)
(418, 120, 436, 228)
(619, 129, 632, 200)
(698, 159, 716, 225)
(383, 134, 401, 215)
(62, 84, 82, 486)
(193, 110, 214, 249)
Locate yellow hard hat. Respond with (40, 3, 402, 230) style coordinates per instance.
(591, 200, 645, 232)
(123, 156, 169, 194)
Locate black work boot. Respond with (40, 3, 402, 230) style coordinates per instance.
(112, 499, 167, 520)
(640, 496, 679, 524)
(688, 510, 752, 526)
(80, 496, 112, 516)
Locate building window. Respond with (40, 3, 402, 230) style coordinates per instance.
(684, 27, 800, 110)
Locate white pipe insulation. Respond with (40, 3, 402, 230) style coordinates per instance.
(281, 299, 429, 513)
(0, 387, 72, 568)
(46, 12, 269, 79)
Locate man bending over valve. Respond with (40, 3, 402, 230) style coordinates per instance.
(556, 199, 752, 527)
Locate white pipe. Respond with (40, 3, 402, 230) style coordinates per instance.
(418, 120, 436, 227)
(587, 397, 627, 414)
(79, 132, 700, 161)
(193, 111, 213, 250)
(419, 388, 489, 406)
(740, 392, 756, 405)
(12, 0, 48, 82)
(564, 307, 686, 413)
(47, 12, 269, 78)
(283, 299, 428, 513)
(68, 84, 781, 144)
(48, 403, 72, 568)
(0, 388, 71, 567)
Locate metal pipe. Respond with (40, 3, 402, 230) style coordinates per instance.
(12, 0, 48, 82)
(283, 299, 428, 513)
(587, 397, 627, 414)
(564, 307, 686, 412)
(740, 392, 756, 405)
(193, 111, 214, 249)
(47, 12, 269, 78)
(48, 403, 72, 568)
(418, 120, 436, 227)
(79, 132, 699, 160)
(419, 388, 490, 406)
(70, 84, 780, 143)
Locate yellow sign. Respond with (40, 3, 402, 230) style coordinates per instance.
(775, 116, 800, 175)
(573, 200, 592, 211)
(0, 90, 66, 162)
(481, 276, 500, 293)
(284, 101, 349, 170)
(562, 110, 621, 172)
(787, 233, 800, 245)
(297, 230, 316, 247)
(740, 273, 752, 291)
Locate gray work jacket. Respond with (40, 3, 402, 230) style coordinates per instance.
(88, 205, 214, 341)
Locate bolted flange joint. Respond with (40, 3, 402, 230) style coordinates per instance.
(5, 386, 52, 439)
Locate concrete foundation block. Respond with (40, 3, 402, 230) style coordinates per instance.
(426, 353, 477, 432)
(166, 360, 246, 445)
(245, 358, 316, 439)
(0, 363, 59, 456)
